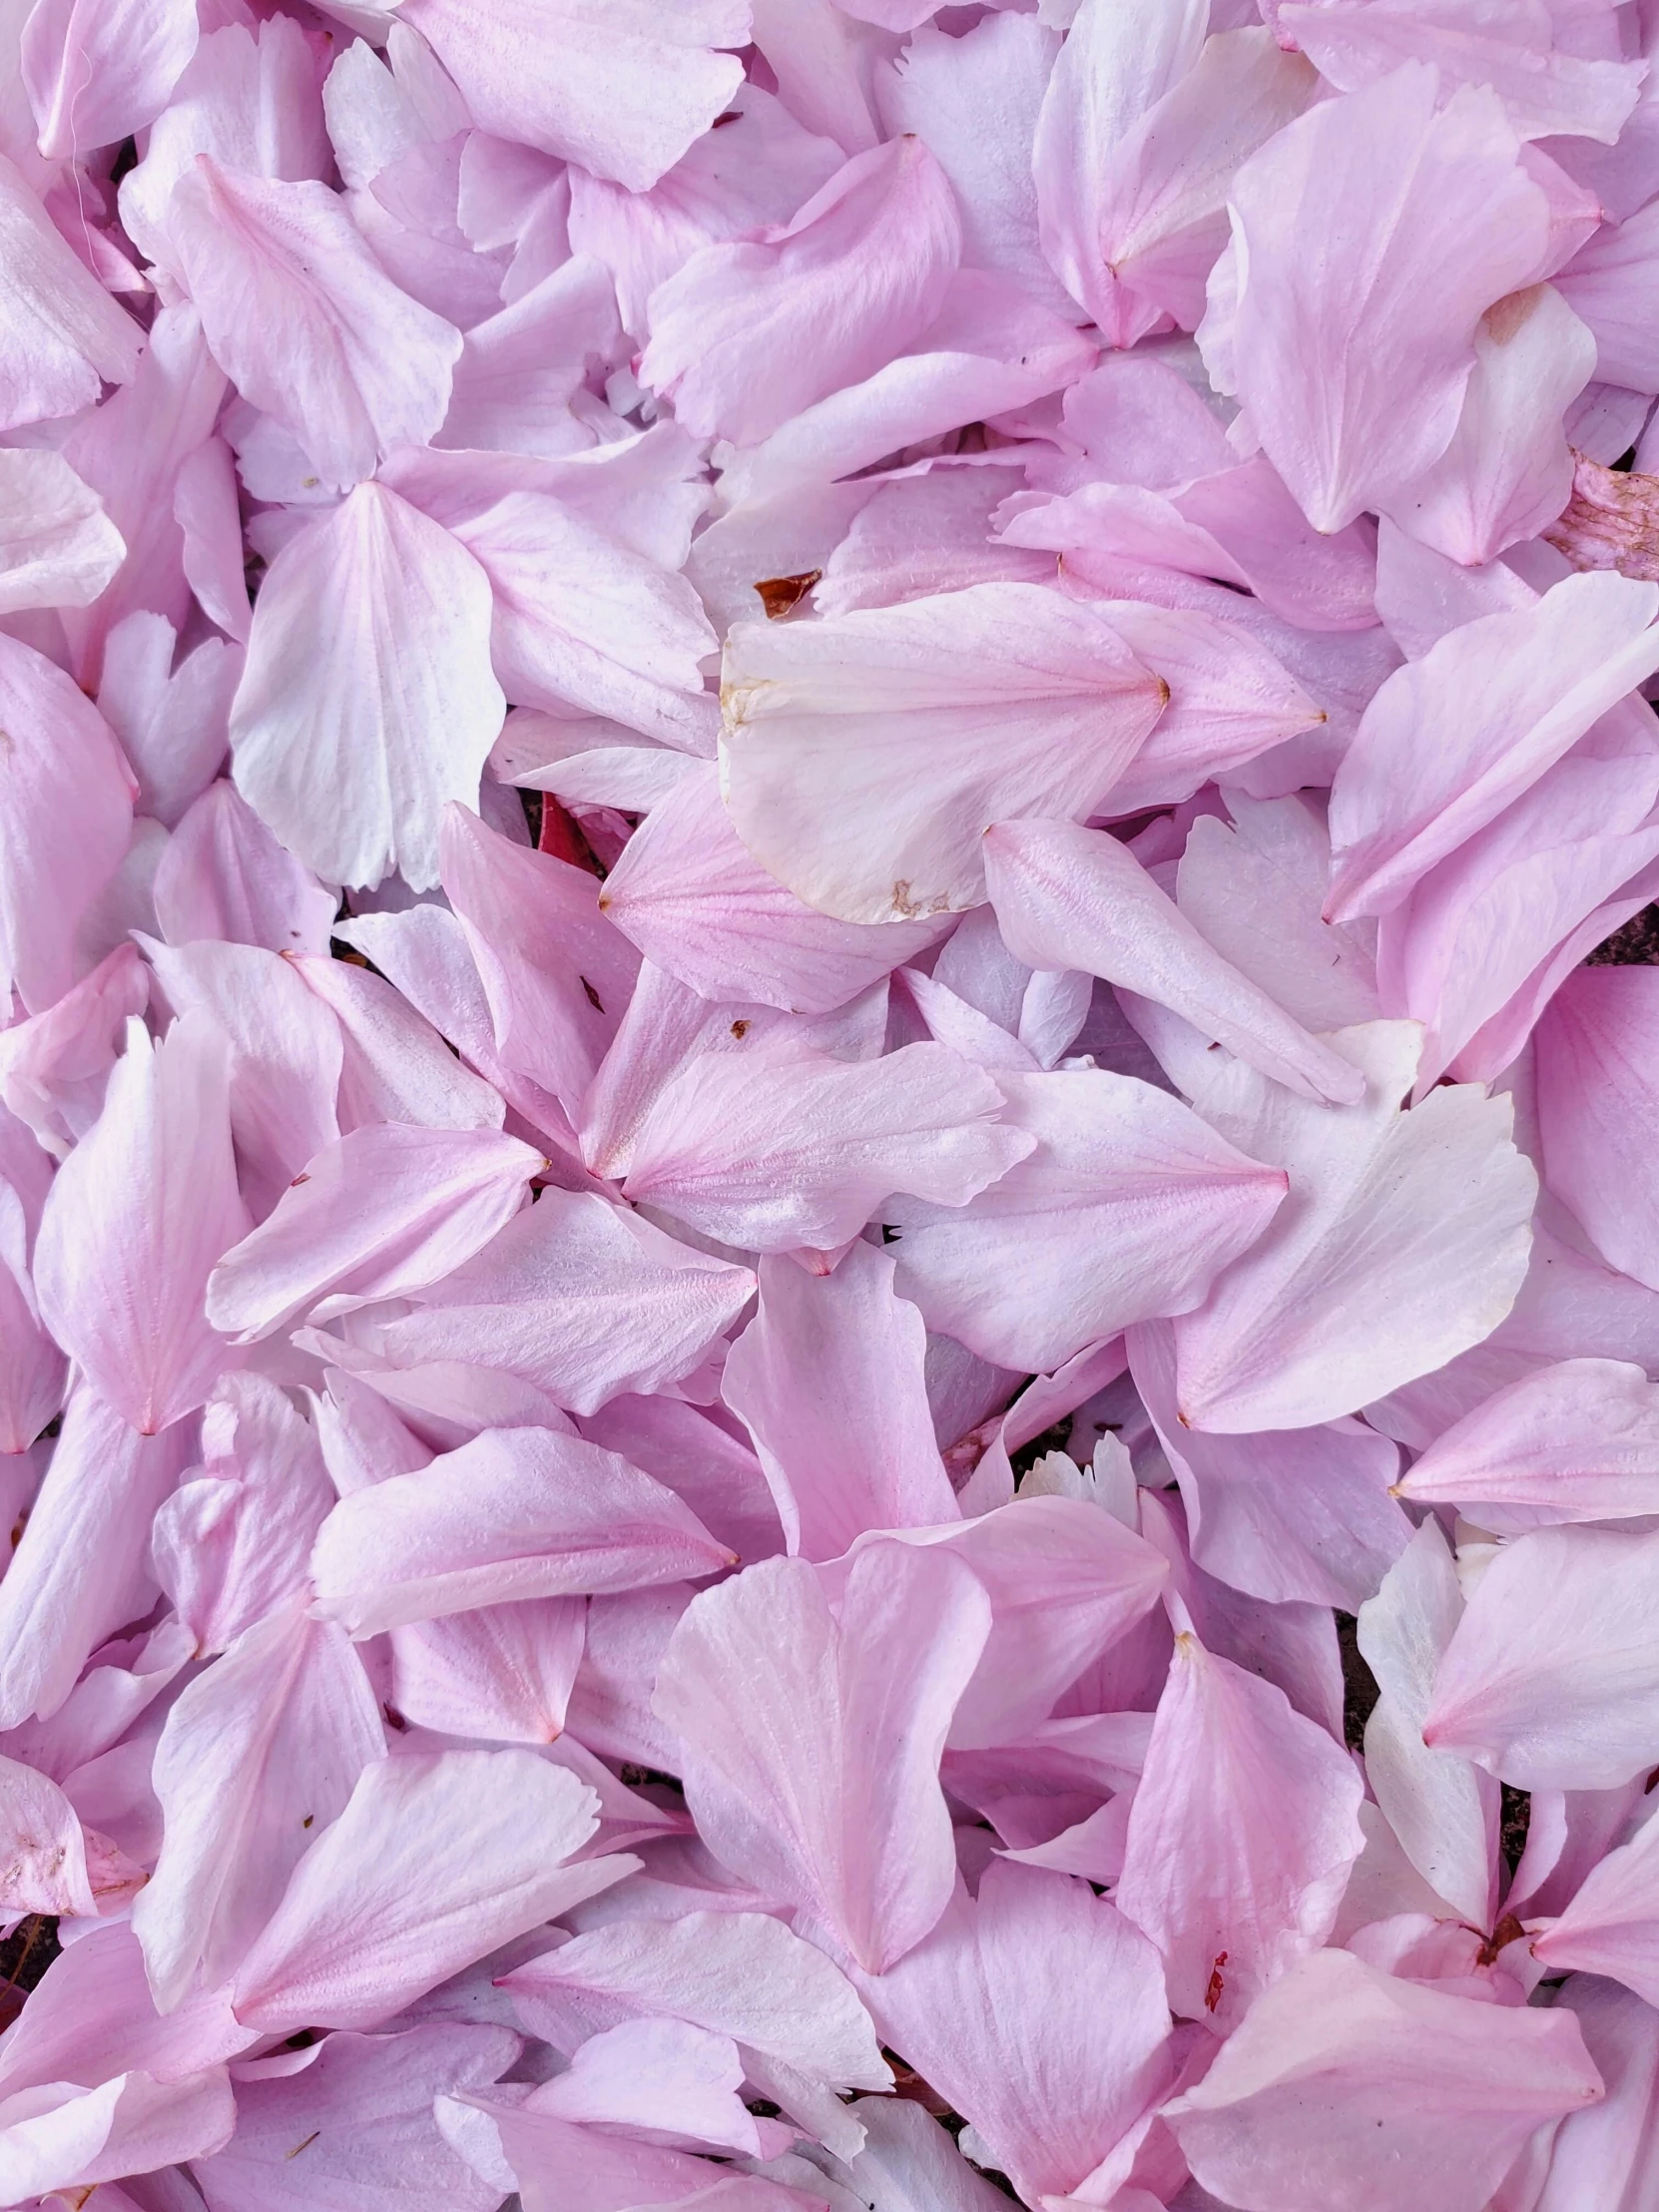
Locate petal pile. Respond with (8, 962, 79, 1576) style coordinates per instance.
(7, 5, 1659, 2210)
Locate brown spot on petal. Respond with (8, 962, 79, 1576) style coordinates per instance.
(1544, 450, 1659, 581)
(1204, 1951, 1229, 2010)
(753, 571, 822, 620)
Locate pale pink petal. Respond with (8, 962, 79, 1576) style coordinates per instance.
(1394, 1357, 1659, 1527)
(132, 1605, 384, 2012)
(99, 618, 238, 832)
(154, 780, 337, 956)
(149, 1371, 337, 1655)
(982, 818, 1366, 1106)
(1036, 1, 1316, 344)
(0, 941, 148, 1160)
(0, 1382, 196, 1728)
(34, 1015, 244, 1434)
(1537, 966, 1659, 1292)
(193, 2022, 518, 2212)
(1164, 1946, 1603, 2212)
(0, 448, 123, 615)
(524, 2016, 762, 2156)
(117, 18, 331, 279)
(501, 1910, 889, 2151)
(1530, 1801, 1659, 2000)
(1383, 283, 1597, 565)
(1327, 571, 1659, 922)
(22, 0, 198, 158)
(711, 270, 1098, 511)
(309, 1423, 735, 1636)
(440, 802, 640, 1116)
(471, 2100, 821, 2212)
(722, 583, 1168, 926)
(433, 488, 717, 749)
(205, 1123, 541, 1343)
(1530, 1975, 1659, 2209)
(1552, 195, 1659, 392)
(0, 1178, 66, 1454)
(723, 1240, 958, 1559)
(399, 0, 747, 191)
(0, 632, 134, 1015)
(1357, 1518, 1501, 1932)
(599, 767, 944, 1016)
(142, 937, 343, 1221)
(567, 81, 840, 339)
(859, 1861, 1172, 2204)
(1116, 1631, 1363, 2028)
(176, 434, 254, 642)
(0, 150, 143, 428)
(653, 1545, 992, 1972)
(1175, 796, 1382, 1033)
(886, 1065, 1286, 1373)
(229, 484, 504, 891)
(1282, 0, 1643, 143)
(389, 1597, 586, 1745)
(640, 137, 959, 444)
(1128, 1320, 1409, 1609)
(875, 14, 1069, 315)
(1169, 1020, 1536, 1432)
(850, 1493, 1170, 1751)
(1424, 1523, 1659, 1789)
(439, 255, 624, 455)
(0, 2068, 235, 2207)
(288, 950, 506, 1134)
(231, 1749, 603, 2033)
(0, 1750, 123, 1920)
(372, 1186, 756, 1415)
(1204, 65, 1553, 531)
(621, 1038, 1031, 1255)
(169, 155, 461, 491)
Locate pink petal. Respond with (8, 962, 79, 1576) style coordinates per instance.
(0, 1383, 196, 1729)
(153, 781, 337, 957)
(34, 1015, 244, 1434)
(622, 1037, 1030, 1255)
(440, 803, 639, 1116)
(388, 1597, 586, 1745)
(721, 582, 1168, 925)
(193, 2022, 519, 2212)
(22, 0, 199, 158)
(1537, 965, 1659, 1292)
(653, 1545, 992, 1971)
(982, 818, 1366, 1106)
(205, 1123, 541, 1343)
(373, 1186, 756, 1416)
(501, 1910, 889, 2150)
(1327, 571, 1659, 923)
(169, 156, 461, 492)
(309, 1423, 735, 1635)
(0, 448, 124, 615)
(858, 1860, 1173, 2204)
(1128, 1320, 1409, 1609)
(231, 1748, 606, 2033)
(132, 1604, 384, 2012)
(399, 0, 748, 191)
(640, 137, 960, 444)
(1394, 1357, 1659, 1527)
(723, 1239, 959, 1558)
(1164, 1946, 1603, 2212)
(229, 484, 504, 891)
(599, 766, 945, 1016)
(1424, 1523, 1659, 1789)
(0, 151, 143, 430)
(0, 633, 134, 1016)
(1116, 1631, 1364, 2029)
(886, 1065, 1286, 1373)
(1206, 65, 1553, 530)
(1170, 1020, 1536, 1432)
